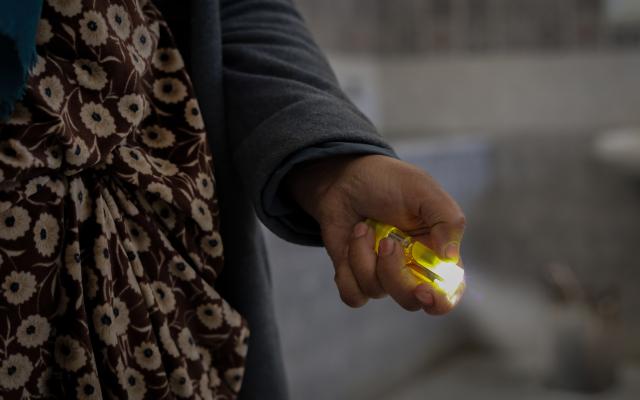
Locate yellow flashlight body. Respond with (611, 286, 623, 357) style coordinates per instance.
(365, 219, 465, 304)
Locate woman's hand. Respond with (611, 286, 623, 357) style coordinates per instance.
(285, 154, 466, 315)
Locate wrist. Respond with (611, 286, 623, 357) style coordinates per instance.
(284, 154, 362, 222)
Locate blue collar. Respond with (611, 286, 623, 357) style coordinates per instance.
(0, 0, 44, 121)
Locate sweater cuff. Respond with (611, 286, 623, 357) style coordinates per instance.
(260, 141, 398, 246)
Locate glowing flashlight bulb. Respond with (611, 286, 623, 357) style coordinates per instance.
(365, 219, 465, 303)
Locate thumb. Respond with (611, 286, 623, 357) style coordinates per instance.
(417, 194, 466, 263)
(429, 221, 465, 263)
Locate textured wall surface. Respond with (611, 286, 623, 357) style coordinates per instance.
(294, 0, 640, 55)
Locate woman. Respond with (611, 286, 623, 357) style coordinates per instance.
(0, 0, 466, 398)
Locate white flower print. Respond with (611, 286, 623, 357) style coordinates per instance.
(147, 182, 173, 203)
(151, 281, 176, 314)
(45, 145, 63, 168)
(25, 176, 51, 197)
(235, 327, 249, 358)
(7, 103, 32, 125)
(177, 327, 199, 361)
(64, 241, 82, 282)
(112, 297, 130, 336)
(54, 335, 87, 372)
(196, 303, 223, 330)
(152, 78, 187, 104)
(29, 55, 46, 77)
(208, 368, 222, 390)
(123, 238, 144, 278)
(140, 282, 156, 308)
(95, 195, 119, 238)
(224, 367, 245, 393)
(76, 372, 101, 400)
(38, 75, 64, 111)
(191, 198, 213, 231)
(148, 155, 178, 176)
(0, 139, 34, 169)
(0, 204, 31, 240)
(117, 94, 145, 125)
(92, 303, 118, 346)
(0, 353, 34, 390)
(79, 11, 108, 47)
(202, 282, 218, 300)
(93, 235, 112, 278)
(159, 321, 180, 358)
(117, 366, 146, 400)
(200, 371, 214, 400)
(126, 266, 142, 294)
(33, 212, 60, 257)
(197, 346, 212, 371)
(80, 102, 116, 137)
(141, 125, 175, 148)
(184, 98, 205, 130)
(169, 367, 194, 398)
(69, 177, 92, 222)
(195, 172, 214, 200)
(124, 219, 151, 252)
(36, 19, 53, 45)
(152, 48, 184, 73)
(73, 59, 107, 90)
(16, 315, 51, 348)
(222, 301, 242, 328)
(127, 45, 147, 75)
(201, 231, 223, 258)
(119, 146, 152, 175)
(2, 271, 37, 305)
(133, 341, 162, 371)
(132, 25, 153, 58)
(151, 199, 176, 230)
(169, 255, 196, 281)
(106, 4, 130, 39)
(114, 187, 140, 216)
(149, 20, 160, 38)
(48, 0, 82, 17)
(65, 137, 90, 166)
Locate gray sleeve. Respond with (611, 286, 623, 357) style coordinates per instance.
(220, 0, 395, 244)
(262, 142, 398, 246)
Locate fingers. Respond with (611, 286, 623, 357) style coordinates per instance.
(321, 224, 369, 309)
(334, 262, 369, 308)
(414, 283, 463, 316)
(348, 222, 386, 299)
(375, 238, 423, 311)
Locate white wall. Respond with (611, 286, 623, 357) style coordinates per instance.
(328, 51, 640, 137)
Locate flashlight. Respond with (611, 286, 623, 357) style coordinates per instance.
(366, 219, 465, 304)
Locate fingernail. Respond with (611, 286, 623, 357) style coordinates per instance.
(415, 286, 434, 306)
(443, 242, 460, 262)
(379, 238, 395, 256)
(353, 222, 368, 238)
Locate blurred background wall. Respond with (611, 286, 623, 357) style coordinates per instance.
(265, 1, 640, 399)
(294, 0, 640, 136)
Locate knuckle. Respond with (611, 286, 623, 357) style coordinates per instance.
(454, 213, 467, 229)
(340, 291, 368, 308)
(362, 285, 386, 299)
(400, 301, 422, 312)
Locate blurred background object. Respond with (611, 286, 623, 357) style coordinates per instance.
(262, 1, 640, 399)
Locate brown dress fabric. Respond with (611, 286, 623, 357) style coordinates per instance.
(0, 0, 249, 398)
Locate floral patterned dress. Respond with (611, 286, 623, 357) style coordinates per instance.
(0, 0, 249, 398)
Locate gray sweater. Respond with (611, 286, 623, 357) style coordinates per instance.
(155, 0, 397, 398)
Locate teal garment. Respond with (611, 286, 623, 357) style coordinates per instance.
(0, 0, 44, 121)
